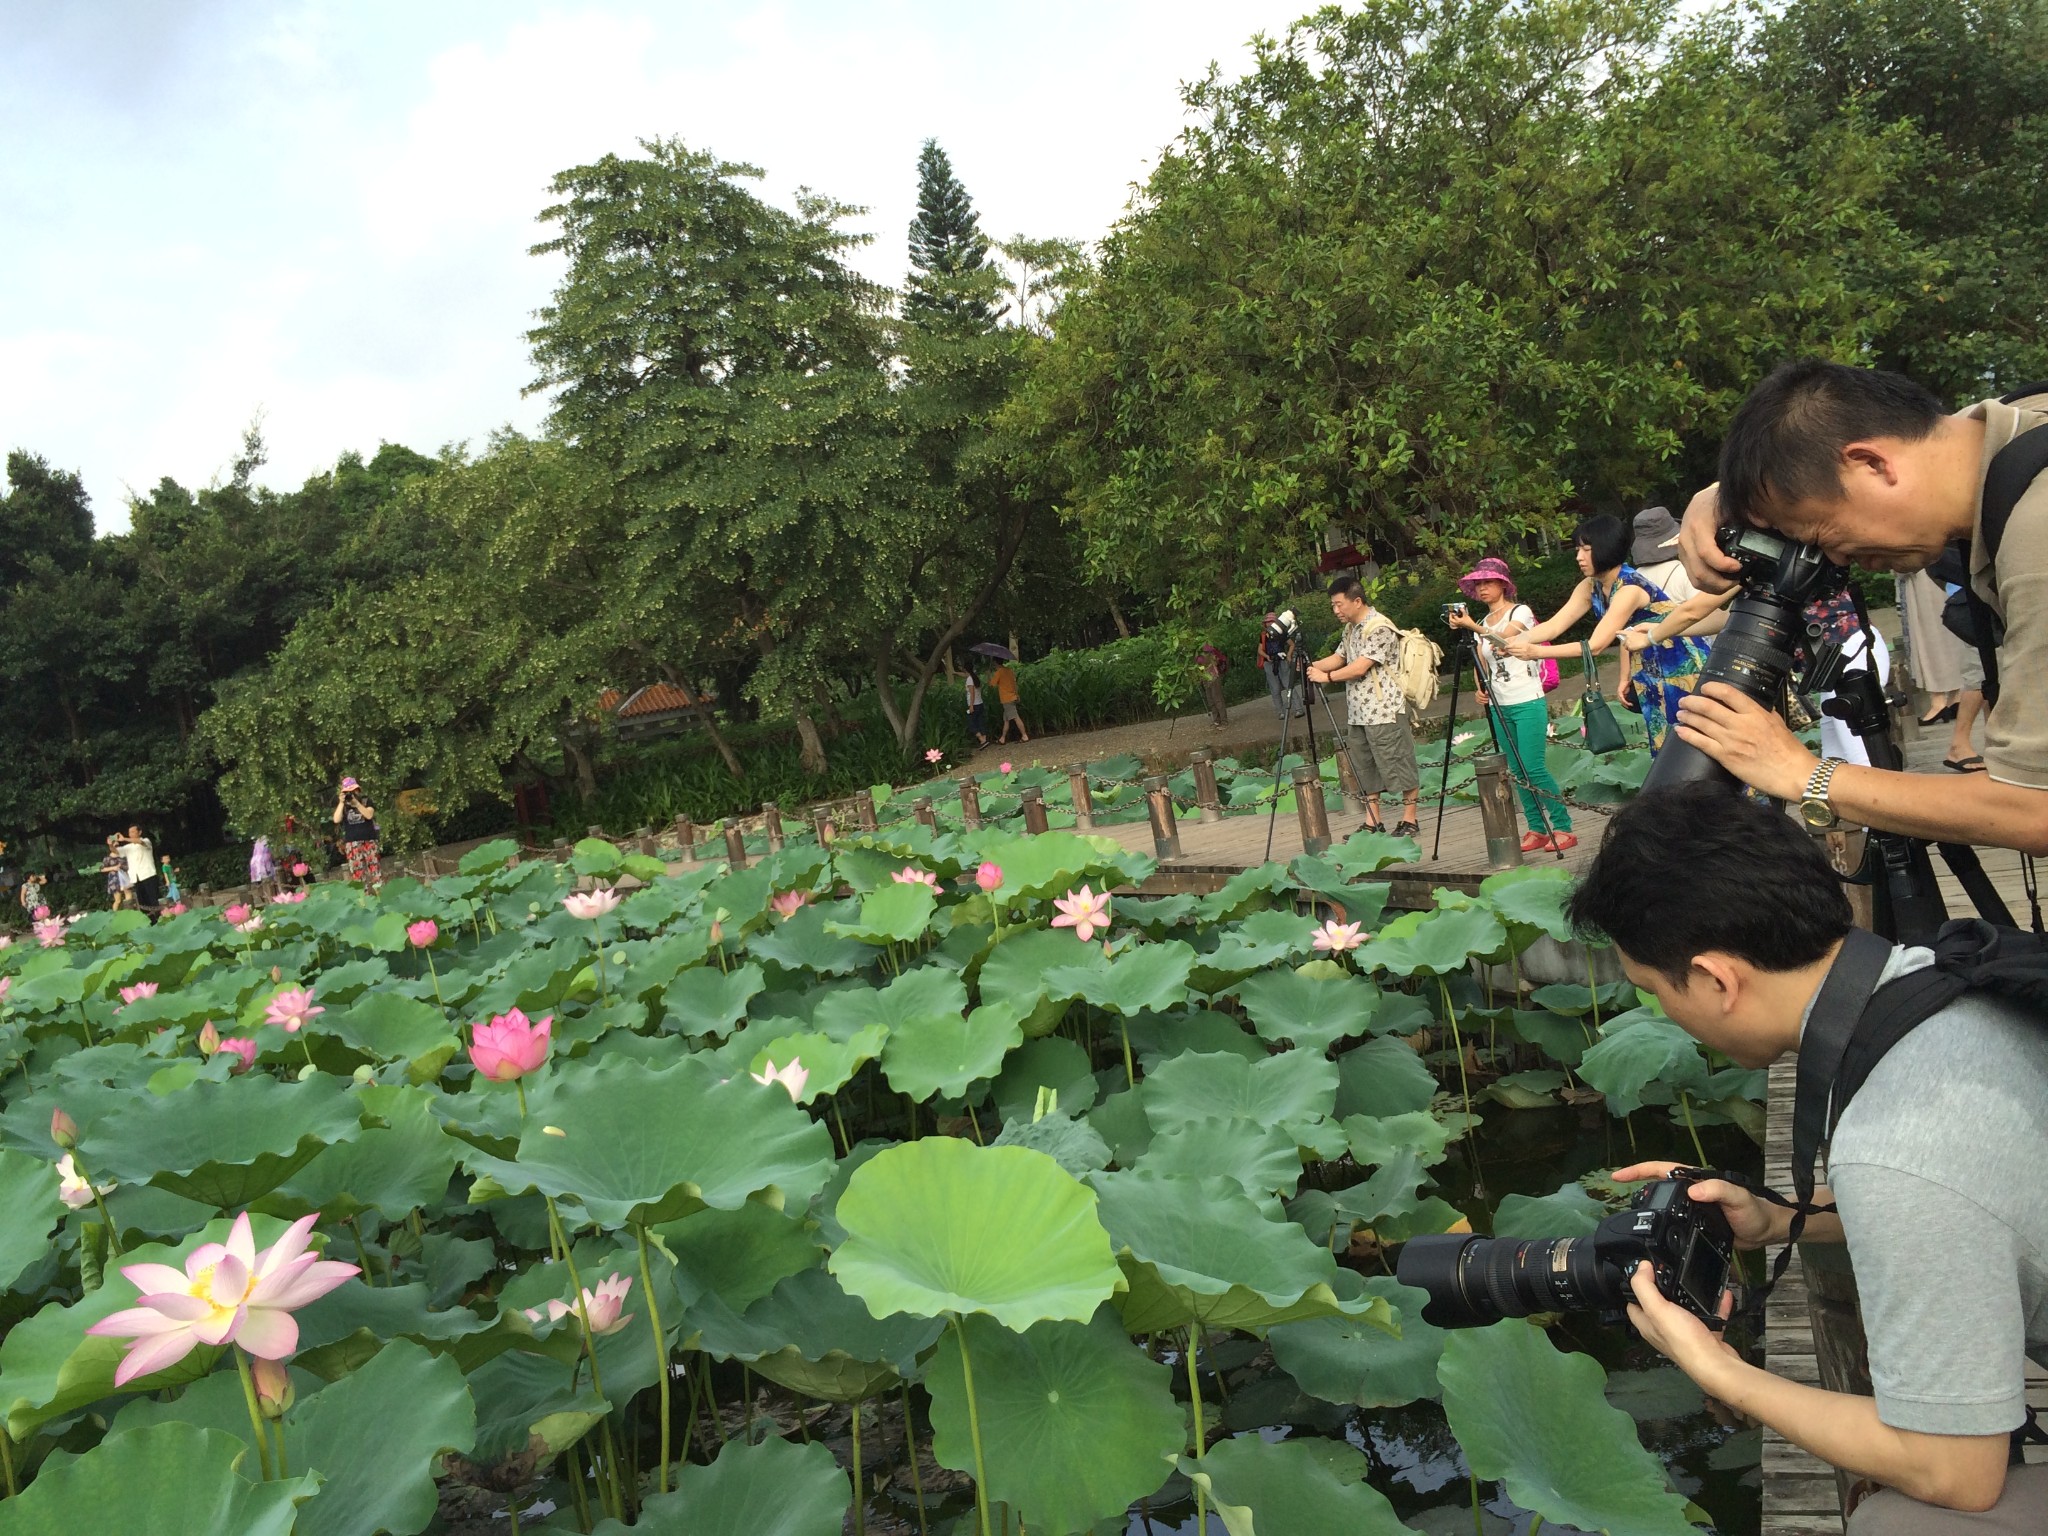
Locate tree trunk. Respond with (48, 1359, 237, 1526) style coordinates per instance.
(749, 624, 828, 776)
(561, 732, 600, 801)
(1109, 598, 1131, 639)
(660, 664, 744, 779)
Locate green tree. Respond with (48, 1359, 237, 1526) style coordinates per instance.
(906, 139, 1001, 329)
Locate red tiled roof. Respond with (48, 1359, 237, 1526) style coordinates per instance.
(615, 683, 708, 718)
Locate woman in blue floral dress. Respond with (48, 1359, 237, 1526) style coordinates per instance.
(1506, 515, 1711, 755)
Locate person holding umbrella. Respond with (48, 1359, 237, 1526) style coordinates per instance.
(974, 643, 1030, 745)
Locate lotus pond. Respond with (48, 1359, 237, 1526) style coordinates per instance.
(0, 812, 1761, 1535)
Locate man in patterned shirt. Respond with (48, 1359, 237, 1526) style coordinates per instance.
(1307, 574, 1421, 836)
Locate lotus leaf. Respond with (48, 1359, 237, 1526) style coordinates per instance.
(1333, 1036, 1438, 1118)
(1479, 865, 1577, 946)
(1134, 1118, 1304, 1198)
(0, 1149, 62, 1290)
(88, 1072, 364, 1208)
(753, 1024, 890, 1101)
(457, 837, 519, 874)
(1577, 1015, 1709, 1115)
(465, 1347, 610, 1463)
(880, 1004, 1020, 1101)
(829, 1139, 1121, 1329)
(1122, 1009, 1265, 1068)
(1231, 968, 1380, 1052)
(825, 881, 937, 945)
(1178, 1435, 1412, 1536)
(282, 1339, 476, 1536)
(660, 1202, 824, 1314)
(1362, 904, 1506, 978)
(1342, 1110, 1453, 1169)
(328, 990, 461, 1074)
(1508, 1007, 1594, 1067)
(1090, 1171, 1384, 1332)
(0, 1423, 315, 1536)
(1043, 939, 1194, 1016)
(1605, 1365, 1707, 1423)
(693, 1266, 943, 1400)
(1270, 1275, 1445, 1408)
(1484, 1068, 1566, 1110)
(292, 1281, 496, 1378)
(1085, 1087, 1154, 1164)
(267, 1084, 459, 1221)
(1196, 863, 1294, 922)
(1288, 855, 1393, 927)
(974, 830, 1138, 901)
(1326, 827, 1419, 874)
(1141, 1049, 1337, 1139)
(817, 964, 967, 1043)
(1329, 1149, 1430, 1224)
(927, 1309, 1181, 1536)
(990, 1108, 1113, 1175)
(660, 961, 766, 1036)
(992, 1035, 1098, 1121)
(747, 906, 874, 976)
(1439, 1321, 1697, 1535)
(590, 1433, 850, 1535)
(473, 1054, 836, 1226)
(1492, 1181, 1609, 1239)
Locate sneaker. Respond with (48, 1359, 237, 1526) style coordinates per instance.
(1393, 819, 1420, 839)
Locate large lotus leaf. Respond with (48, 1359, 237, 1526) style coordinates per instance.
(1577, 1015, 1709, 1116)
(659, 1201, 824, 1314)
(1232, 969, 1381, 1052)
(88, 1072, 364, 1208)
(473, 1054, 836, 1226)
(591, 1434, 849, 1536)
(1287, 855, 1394, 928)
(880, 1004, 1020, 1101)
(829, 1139, 1121, 1329)
(1333, 1037, 1438, 1118)
(283, 1339, 476, 1536)
(267, 1084, 459, 1221)
(457, 837, 520, 874)
(974, 830, 1136, 901)
(1123, 1009, 1265, 1068)
(1343, 1111, 1453, 1170)
(927, 1309, 1181, 1536)
(1090, 1171, 1383, 1332)
(747, 906, 873, 977)
(1195, 863, 1294, 922)
(1330, 1148, 1432, 1225)
(817, 964, 967, 1043)
(1178, 1434, 1410, 1536)
(1484, 1068, 1566, 1110)
(0, 1149, 63, 1289)
(1085, 1087, 1154, 1164)
(1043, 939, 1194, 1016)
(1507, 1008, 1595, 1068)
(992, 1035, 1098, 1122)
(1439, 1321, 1697, 1535)
(1327, 826, 1420, 873)
(1135, 1116, 1307, 1203)
(292, 1281, 497, 1378)
(465, 1347, 610, 1463)
(0, 1423, 315, 1536)
(825, 882, 937, 946)
(752, 1024, 890, 1102)
(978, 924, 1109, 1006)
(1492, 1180, 1610, 1240)
(696, 1267, 944, 1400)
(327, 990, 460, 1076)
(1529, 980, 1637, 1018)
(1362, 904, 1507, 978)
(1270, 1275, 1445, 1409)
(702, 864, 776, 934)
(1142, 1049, 1337, 1140)
(991, 1110, 1113, 1177)
(1116, 894, 1200, 935)
(1479, 866, 1577, 947)
(660, 962, 766, 1037)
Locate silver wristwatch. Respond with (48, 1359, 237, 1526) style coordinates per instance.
(1799, 758, 1845, 830)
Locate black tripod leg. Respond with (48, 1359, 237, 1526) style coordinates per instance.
(1262, 666, 1299, 866)
(1431, 642, 1467, 860)
(1934, 841, 2016, 929)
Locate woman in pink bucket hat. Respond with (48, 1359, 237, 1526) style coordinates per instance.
(1448, 557, 1575, 851)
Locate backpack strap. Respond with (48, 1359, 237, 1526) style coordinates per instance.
(1964, 421, 2048, 707)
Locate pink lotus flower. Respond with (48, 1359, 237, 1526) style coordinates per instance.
(270, 890, 307, 905)
(290, 863, 309, 879)
(1051, 885, 1112, 943)
(164, 902, 187, 916)
(974, 861, 1003, 892)
(34, 920, 65, 948)
(925, 748, 944, 764)
(999, 761, 1013, 774)
(526, 1273, 633, 1336)
(217, 1037, 259, 1074)
(891, 867, 940, 889)
(1312, 919, 1366, 954)
(56, 1153, 114, 1210)
(87, 1212, 359, 1385)
(118, 982, 159, 1008)
(235, 917, 265, 935)
(223, 903, 251, 926)
(264, 987, 323, 1033)
(0, 935, 12, 951)
(32, 905, 49, 921)
(562, 887, 622, 920)
(50, 1108, 77, 1149)
(0, 976, 10, 1003)
(469, 1008, 552, 1082)
(770, 889, 810, 919)
(198, 1021, 221, 1055)
(750, 1056, 810, 1102)
(406, 919, 439, 949)
(253, 1354, 294, 1418)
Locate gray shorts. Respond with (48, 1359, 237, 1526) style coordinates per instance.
(1341, 719, 1420, 796)
(1850, 1462, 2048, 1534)
(1960, 644, 1985, 692)
(1000, 700, 1021, 721)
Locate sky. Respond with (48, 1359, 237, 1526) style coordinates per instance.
(0, 0, 1312, 530)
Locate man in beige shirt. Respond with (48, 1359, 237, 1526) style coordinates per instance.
(1669, 360, 2048, 854)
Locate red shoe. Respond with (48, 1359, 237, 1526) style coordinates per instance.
(1519, 831, 1551, 852)
(1546, 832, 1579, 851)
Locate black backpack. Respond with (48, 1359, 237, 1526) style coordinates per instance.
(1928, 383, 2048, 707)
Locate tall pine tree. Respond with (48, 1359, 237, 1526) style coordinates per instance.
(905, 139, 1000, 329)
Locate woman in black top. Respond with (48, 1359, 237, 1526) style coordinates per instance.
(332, 777, 382, 891)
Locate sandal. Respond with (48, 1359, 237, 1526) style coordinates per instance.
(1393, 820, 1420, 839)
(1519, 831, 1552, 853)
(1943, 756, 1988, 773)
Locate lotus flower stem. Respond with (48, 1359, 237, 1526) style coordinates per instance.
(1585, 947, 1603, 1031)
(1678, 1090, 1707, 1167)
(424, 949, 444, 1007)
(233, 1346, 277, 1480)
(0, 1425, 17, 1498)
(965, 1101, 984, 1146)
(634, 1224, 671, 1495)
(949, 1316, 995, 1536)
(591, 933, 610, 1002)
(273, 1418, 289, 1479)
(507, 1494, 520, 1536)
(1437, 978, 1475, 1123)
(831, 1099, 853, 1158)
(1117, 1015, 1135, 1089)
(742, 1366, 755, 1434)
(900, 1382, 928, 1536)
(699, 1358, 724, 1446)
(546, 1199, 624, 1520)
(68, 1150, 121, 1255)
(565, 1441, 593, 1531)
(1470, 1471, 1483, 1535)
(1185, 1322, 1209, 1536)
(851, 1396, 866, 1536)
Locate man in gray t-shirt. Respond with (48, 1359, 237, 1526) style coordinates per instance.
(1565, 783, 2048, 1530)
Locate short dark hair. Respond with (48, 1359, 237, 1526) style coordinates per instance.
(1573, 515, 1629, 573)
(1565, 783, 1851, 985)
(1327, 574, 1364, 601)
(1719, 360, 1946, 524)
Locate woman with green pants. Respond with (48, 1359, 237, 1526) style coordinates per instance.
(1447, 558, 1575, 851)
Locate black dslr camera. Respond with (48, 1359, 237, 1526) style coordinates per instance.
(1396, 1168, 1738, 1329)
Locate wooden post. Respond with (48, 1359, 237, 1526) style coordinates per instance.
(1331, 734, 1366, 814)
(722, 823, 748, 869)
(762, 802, 784, 853)
(672, 816, 695, 861)
(1291, 764, 1331, 855)
(636, 826, 656, 857)
(1190, 749, 1224, 824)
(914, 797, 937, 831)
(551, 839, 569, 861)
(1144, 775, 1183, 859)
(586, 825, 604, 841)
(1472, 753, 1523, 870)
(854, 794, 878, 833)
(1020, 786, 1050, 835)
(811, 807, 836, 848)
(956, 775, 983, 830)
(1068, 768, 1095, 830)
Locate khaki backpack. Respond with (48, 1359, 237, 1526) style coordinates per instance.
(1361, 613, 1443, 719)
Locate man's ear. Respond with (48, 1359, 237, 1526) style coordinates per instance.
(1690, 953, 1743, 1012)
(1841, 440, 1903, 489)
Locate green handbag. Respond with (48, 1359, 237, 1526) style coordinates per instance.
(1578, 641, 1628, 755)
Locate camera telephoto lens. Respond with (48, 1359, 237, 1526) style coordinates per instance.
(1396, 1233, 1629, 1328)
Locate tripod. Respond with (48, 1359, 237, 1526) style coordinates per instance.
(1432, 626, 1563, 862)
(1261, 631, 1324, 864)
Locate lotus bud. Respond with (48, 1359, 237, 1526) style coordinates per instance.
(297, 1063, 319, 1082)
(252, 1355, 294, 1419)
(542, 1125, 566, 1138)
(271, 966, 282, 983)
(50, 1108, 77, 1150)
(352, 1064, 375, 1086)
(198, 1021, 221, 1056)
(974, 861, 1003, 892)
(709, 920, 722, 946)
